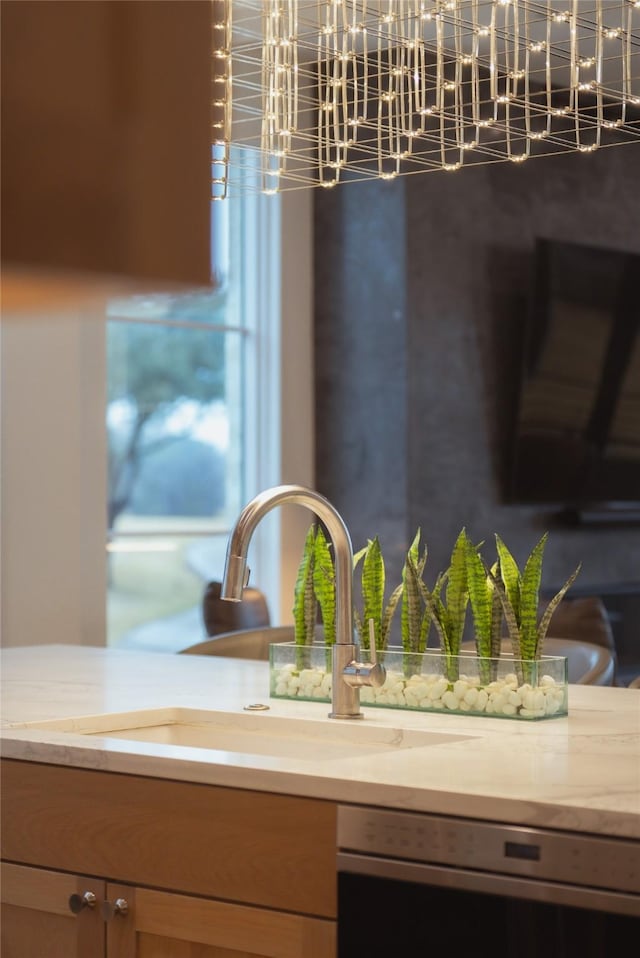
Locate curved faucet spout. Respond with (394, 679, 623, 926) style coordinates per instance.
(221, 485, 378, 719)
(221, 484, 354, 648)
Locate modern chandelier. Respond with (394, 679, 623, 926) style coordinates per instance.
(211, 1, 640, 198)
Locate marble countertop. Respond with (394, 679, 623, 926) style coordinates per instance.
(2, 645, 639, 839)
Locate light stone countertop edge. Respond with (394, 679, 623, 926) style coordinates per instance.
(2, 644, 639, 840)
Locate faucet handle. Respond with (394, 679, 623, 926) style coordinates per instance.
(342, 620, 386, 690)
(368, 619, 378, 666)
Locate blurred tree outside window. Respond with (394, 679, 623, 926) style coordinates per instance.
(105, 289, 247, 651)
(106, 188, 257, 651)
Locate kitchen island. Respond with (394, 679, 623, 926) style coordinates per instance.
(2, 644, 639, 957)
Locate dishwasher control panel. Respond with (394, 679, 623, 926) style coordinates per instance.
(337, 805, 640, 894)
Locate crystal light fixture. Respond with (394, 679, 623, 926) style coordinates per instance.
(211, 1, 640, 198)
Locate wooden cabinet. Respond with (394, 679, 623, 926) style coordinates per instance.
(1, 0, 212, 287)
(1, 863, 104, 958)
(1, 760, 337, 958)
(2, 864, 335, 958)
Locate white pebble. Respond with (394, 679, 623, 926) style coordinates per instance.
(453, 679, 470, 699)
(520, 707, 545, 719)
(464, 687, 479, 706)
(428, 678, 449, 700)
(443, 690, 460, 710)
(300, 669, 322, 687)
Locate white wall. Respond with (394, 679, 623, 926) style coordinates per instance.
(1, 269, 112, 647)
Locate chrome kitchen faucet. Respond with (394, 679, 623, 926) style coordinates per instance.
(221, 485, 385, 719)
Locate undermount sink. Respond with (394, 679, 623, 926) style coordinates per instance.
(17, 707, 470, 762)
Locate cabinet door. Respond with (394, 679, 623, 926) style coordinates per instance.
(1, 0, 212, 286)
(1, 862, 104, 958)
(105, 883, 336, 958)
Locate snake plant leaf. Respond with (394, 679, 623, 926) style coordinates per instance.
(411, 528, 428, 578)
(352, 540, 372, 644)
(361, 536, 385, 650)
(410, 560, 448, 651)
(401, 529, 426, 654)
(402, 568, 423, 654)
(353, 538, 386, 650)
(518, 533, 548, 659)
(537, 562, 582, 654)
(313, 526, 336, 646)
(465, 533, 493, 657)
(495, 535, 521, 623)
(353, 545, 368, 568)
(381, 583, 404, 652)
(293, 525, 318, 647)
(444, 529, 469, 655)
(486, 562, 522, 658)
(432, 569, 447, 597)
(489, 562, 503, 658)
(419, 608, 433, 650)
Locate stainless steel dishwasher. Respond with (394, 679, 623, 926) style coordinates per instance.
(337, 805, 639, 957)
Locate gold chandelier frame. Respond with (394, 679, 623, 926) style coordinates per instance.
(211, 1, 640, 198)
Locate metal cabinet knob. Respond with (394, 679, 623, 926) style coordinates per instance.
(68, 891, 97, 914)
(101, 897, 129, 920)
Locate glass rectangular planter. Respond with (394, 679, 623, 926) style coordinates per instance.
(269, 642, 568, 721)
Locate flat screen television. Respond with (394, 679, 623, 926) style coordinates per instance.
(509, 237, 640, 522)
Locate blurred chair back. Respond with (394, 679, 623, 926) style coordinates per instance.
(542, 637, 615, 685)
(544, 596, 619, 685)
(180, 625, 294, 660)
(460, 637, 615, 685)
(202, 581, 270, 638)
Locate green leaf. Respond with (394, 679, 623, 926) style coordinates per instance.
(293, 526, 317, 647)
(537, 562, 582, 654)
(465, 533, 493, 655)
(362, 537, 384, 649)
(518, 533, 547, 658)
(381, 583, 404, 651)
(444, 529, 469, 653)
(489, 564, 503, 658)
(313, 526, 336, 646)
(495, 534, 521, 623)
(401, 531, 425, 654)
(352, 545, 368, 568)
(486, 562, 521, 657)
(411, 561, 448, 651)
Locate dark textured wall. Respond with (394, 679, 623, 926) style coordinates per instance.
(314, 178, 409, 585)
(314, 145, 640, 629)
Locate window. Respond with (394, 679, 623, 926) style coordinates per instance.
(1, 177, 312, 652)
(105, 178, 314, 650)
